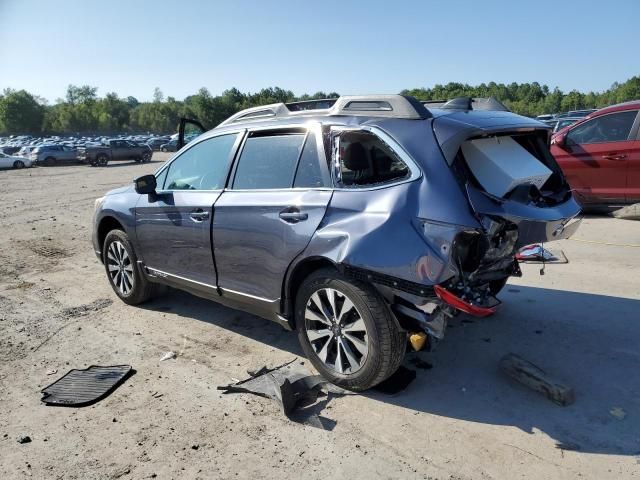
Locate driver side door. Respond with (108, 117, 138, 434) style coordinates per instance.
(135, 131, 243, 289)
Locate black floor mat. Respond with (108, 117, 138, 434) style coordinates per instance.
(41, 365, 133, 407)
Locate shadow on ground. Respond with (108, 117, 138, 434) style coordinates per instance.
(143, 285, 640, 456)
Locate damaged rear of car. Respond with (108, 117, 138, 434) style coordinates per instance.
(288, 97, 581, 385)
(93, 94, 581, 391)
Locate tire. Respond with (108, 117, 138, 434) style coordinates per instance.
(13, 160, 25, 169)
(489, 277, 509, 296)
(103, 229, 157, 305)
(97, 154, 109, 167)
(161, 147, 167, 153)
(44, 156, 55, 166)
(295, 268, 406, 391)
(142, 152, 152, 163)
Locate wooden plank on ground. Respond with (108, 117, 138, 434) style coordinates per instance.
(499, 353, 575, 406)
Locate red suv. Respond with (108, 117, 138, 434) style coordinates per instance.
(551, 101, 640, 206)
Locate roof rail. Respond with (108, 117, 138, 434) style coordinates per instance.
(218, 94, 432, 126)
(421, 96, 510, 112)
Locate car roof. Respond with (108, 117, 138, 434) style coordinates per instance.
(202, 94, 539, 139)
(588, 100, 640, 117)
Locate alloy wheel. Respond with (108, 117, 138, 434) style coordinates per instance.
(304, 288, 369, 374)
(106, 240, 134, 295)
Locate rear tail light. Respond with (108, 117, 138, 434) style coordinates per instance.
(433, 284, 498, 317)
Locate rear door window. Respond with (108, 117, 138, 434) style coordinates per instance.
(293, 131, 330, 188)
(232, 131, 305, 189)
(567, 110, 637, 145)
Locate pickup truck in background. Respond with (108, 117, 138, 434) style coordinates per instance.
(78, 139, 153, 166)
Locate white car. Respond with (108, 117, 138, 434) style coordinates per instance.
(0, 151, 32, 169)
(15, 145, 38, 158)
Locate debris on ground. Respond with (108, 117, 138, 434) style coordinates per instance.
(610, 407, 626, 420)
(218, 359, 344, 430)
(17, 435, 32, 444)
(555, 441, 581, 452)
(41, 365, 133, 407)
(159, 351, 176, 362)
(499, 353, 575, 406)
(46, 369, 57, 375)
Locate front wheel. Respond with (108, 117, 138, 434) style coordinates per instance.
(161, 147, 167, 152)
(103, 230, 157, 305)
(296, 268, 406, 391)
(142, 152, 152, 162)
(13, 160, 25, 169)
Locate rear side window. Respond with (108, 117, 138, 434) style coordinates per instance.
(232, 133, 305, 189)
(338, 130, 409, 187)
(567, 110, 637, 145)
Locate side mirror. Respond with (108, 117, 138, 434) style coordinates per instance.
(552, 133, 567, 148)
(134, 174, 157, 194)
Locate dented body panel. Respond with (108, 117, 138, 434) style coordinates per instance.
(93, 96, 582, 347)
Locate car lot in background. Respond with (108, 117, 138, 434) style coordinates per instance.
(551, 101, 640, 206)
(0, 151, 32, 169)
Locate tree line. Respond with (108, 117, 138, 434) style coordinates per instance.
(1, 76, 639, 136)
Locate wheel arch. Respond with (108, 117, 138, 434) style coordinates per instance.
(281, 256, 338, 325)
(97, 215, 126, 260)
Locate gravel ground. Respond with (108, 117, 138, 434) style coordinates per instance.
(0, 154, 639, 479)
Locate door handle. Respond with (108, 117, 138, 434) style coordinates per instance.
(279, 208, 308, 223)
(602, 154, 627, 160)
(189, 209, 209, 222)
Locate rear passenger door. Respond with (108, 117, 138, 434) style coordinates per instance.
(213, 124, 332, 305)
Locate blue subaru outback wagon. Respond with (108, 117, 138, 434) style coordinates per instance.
(93, 95, 581, 390)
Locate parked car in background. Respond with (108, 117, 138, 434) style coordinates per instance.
(551, 101, 640, 206)
(552, 117, 582, 133)
(146, 138, 170, 151)
(78, 139, 153, 166)
(160, 139, 178, 152)
(15, 146, 38, 158)
(0, 151, 32, 169)
(93, 95, 581, 391)
(31, 144, 79, 166)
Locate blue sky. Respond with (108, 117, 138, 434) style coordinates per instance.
(0, 0, 637, 102)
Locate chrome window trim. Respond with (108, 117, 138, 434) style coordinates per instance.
(330, 125, 422, 192)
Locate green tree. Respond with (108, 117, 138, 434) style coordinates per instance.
(0, 89, 45, 134)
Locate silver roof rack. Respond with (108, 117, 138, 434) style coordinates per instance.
(218, 94, 431, 126)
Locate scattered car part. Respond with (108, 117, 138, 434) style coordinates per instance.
(41, 365, 133, 407)
(499, 353, 575, 406)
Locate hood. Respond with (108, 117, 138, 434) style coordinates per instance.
(105, 184, 135, 196)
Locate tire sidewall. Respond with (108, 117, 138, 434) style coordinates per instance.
(103, 230, 144, 304)
(295, 271, 386, 389)
(13, 160, 24, 169)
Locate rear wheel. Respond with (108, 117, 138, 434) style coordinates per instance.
(161, 147, 167, 152)
(296, 268, 406, 391)
(13, 160, 25, 169)
(97, 154, 109, 167)
(142, 152, 152, 162)
(44, 156, 55, 166)
(103, 230, 157, 305)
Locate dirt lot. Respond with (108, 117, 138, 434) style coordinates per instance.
(1, 154, 639, 479)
